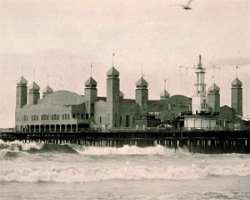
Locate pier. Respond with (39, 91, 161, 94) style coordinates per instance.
(1, 129, 250, 153)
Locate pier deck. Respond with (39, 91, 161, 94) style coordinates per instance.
(1, 129, 250, 153)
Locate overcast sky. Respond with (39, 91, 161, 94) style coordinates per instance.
(0, 0, 249, 127)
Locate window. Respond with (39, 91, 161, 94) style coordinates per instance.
(125, 115, 130, 127)
(120, 116, 122, 126)
(86, 113, 89, 119)
(99, 116, 102, 124)
(52, 114, 59, 120)
(41, 114, 49, 120)
(81, 113, 84, 119)
(23, 115, 29, 121)
(31, 115, 39, 121)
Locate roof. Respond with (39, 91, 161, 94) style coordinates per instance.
(40, 90, 85, 106)
(208, 83, 220, 92)
(231, 78, 242, 87)
(17, 76, 28, 85)
(136, 77, 148, 88)
(85, 77, 97, 87)
(29, 82, 40, 90)
(107, 67, 119, 77)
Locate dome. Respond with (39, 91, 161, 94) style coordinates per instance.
(43, 85, 53, 93)
(136, 77, 148, 88)
(160, 90, 170, 98)
(119, 91, 124, 98)
(208, 83, 220, 92)
(29, 81, 40, 90)
(85, 77, 97, 87)
(17, 76, 27, 85)
(231, 78, 242, 87)
(107, 67, 119, 77)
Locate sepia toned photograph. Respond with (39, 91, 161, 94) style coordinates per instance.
(0, 0, 250, 199)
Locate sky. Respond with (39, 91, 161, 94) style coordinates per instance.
(0, 0, 249, 128)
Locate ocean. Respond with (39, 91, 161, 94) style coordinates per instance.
(1, 139, 250, 200)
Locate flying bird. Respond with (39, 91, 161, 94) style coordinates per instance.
(182, 0, 193, 10)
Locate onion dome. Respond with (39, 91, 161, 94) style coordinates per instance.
(136, 77, 148, 88)
(43, 85, 53, 93)
(107, 67, 119, 77)
(208, 83, 220, 92)
(160, 90, 170, 99)
(231, 78, 242, 87)
(85, 77, 97, 88)
(29, 81, 40, 90)
(17, 76, 28, 85)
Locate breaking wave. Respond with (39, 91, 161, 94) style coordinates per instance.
(1, 161, 250, 183)
(0, 139, 181, 157)
(1, 140, 250, 183)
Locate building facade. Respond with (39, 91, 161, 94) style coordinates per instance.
(15, 67, 192, 132)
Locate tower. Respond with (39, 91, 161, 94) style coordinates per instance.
(231, 77, 243, 116)
(42, 85, 53, 98)
(16, 76, 28, 109)
(136, 76, 148, 110)
(207, 83, 220, 113)
(85, 76, 97, 118)
(192, 55, 207, 114)
(29, 82, 40, 105)
(106, 67, 120, 128)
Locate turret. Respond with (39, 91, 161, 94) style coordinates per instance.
(16, 76, 28, 108)
(136, 77, 148, 110)
(106, 67, 120, 128)
(29, 82, 40, 105)
(207, 83, 220, 113)
(42, 85, 53, 98)
(231, 77, 243, 116)
(85, 77, 97, 118)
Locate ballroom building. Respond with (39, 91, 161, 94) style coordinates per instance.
(15, 66, 192, 132)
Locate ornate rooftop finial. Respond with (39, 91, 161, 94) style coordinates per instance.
(112, 53, 115, 67)
(90, 63, 93, 77)
(140, 64, 144, 78)
(235, 65, 239, 78)
(164, 79, 167, 91)
(33, 67, 36, 82)
(198, 54, 202, 68)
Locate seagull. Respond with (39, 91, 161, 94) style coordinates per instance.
(182, 0, 193, 10)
